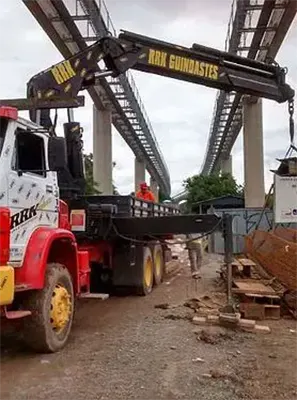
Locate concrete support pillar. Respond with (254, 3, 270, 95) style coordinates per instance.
(150, 177, 159, 202)
(93, 105, 113, 195)
(243, 97, 265, 208)
(221, 155, 233, 175)
(134, 158, 146, 193)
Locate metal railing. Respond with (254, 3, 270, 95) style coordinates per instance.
(75, 0, 171, 192)
(200, 0, 292, 176)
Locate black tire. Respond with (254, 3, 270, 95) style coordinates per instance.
(23, 263, 74, 353)
(153, 244, 164, 286)
(137, 246, 154, 296)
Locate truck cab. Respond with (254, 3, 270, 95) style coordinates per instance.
(0, 107, 59, 265)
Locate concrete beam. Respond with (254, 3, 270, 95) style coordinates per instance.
(93, 105, 113, 195)
(243, 97, 265, 208)
(221, 155, 233, 175)
(134, 158, 146, 193)
(150, 177, 159, 202)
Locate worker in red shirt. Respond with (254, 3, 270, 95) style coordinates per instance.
(136, 182, 156, 202)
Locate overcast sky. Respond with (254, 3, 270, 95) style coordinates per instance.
(0, 0, 296, 195)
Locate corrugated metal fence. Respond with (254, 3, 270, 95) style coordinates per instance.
(208, 207, 296, 254)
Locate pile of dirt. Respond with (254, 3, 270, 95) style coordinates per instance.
(194, 326, 235, 345)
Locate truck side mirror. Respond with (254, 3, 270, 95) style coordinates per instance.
(48, 137, 67, 171)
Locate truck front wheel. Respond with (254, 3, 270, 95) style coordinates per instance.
(23, 263, 74, 353)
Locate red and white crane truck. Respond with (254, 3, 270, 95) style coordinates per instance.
(0, 31, 294, 353)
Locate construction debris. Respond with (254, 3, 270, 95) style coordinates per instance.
(245, 230, 297, 318)
(192, 316, 207, 325)
(184, 297, 219, 313)
(240, 302, 266, 320)
(164, 313, 190, 321)
(239, 301, 280, 321)
(201, 373, 212, 378)
(210, 369, 233, 379)
(232, 279, 276, 296)
(192, 357, 205, 363)
(207, 315, 220, 324)
(220, 255, 291, 320)
(254, 325, 271, 334)
(197, 330, 217, 344)
(191, 312, 271, 335)
(219, 312, 240, 328)
(154, 303, 171, 310)
(238, 318, 256, 331)
(245, 229, 297, 292)
(184, 298, 201, 310)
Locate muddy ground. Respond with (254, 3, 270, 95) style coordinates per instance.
(1, 252, 297, 400)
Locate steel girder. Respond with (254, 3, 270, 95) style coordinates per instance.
(201, 0, 297, 176)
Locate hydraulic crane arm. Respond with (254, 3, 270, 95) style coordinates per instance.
(24, 29, 294, 130)
(26, 35, 142, 129)
(118, 30, 295, 104)
(27, 29, 294, 107)
(27, 35, 142, 102)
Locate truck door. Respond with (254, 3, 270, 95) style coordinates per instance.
(0, 116, 10, 208)
(8, 126, 59, 263)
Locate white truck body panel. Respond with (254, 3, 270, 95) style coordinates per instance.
(0, 117, 59, 264)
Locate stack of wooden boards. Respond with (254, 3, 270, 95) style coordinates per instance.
(230, 258, 281, 321)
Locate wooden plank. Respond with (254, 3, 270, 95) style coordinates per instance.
(240, 303, 265, 320)
(238, 258, 257, 267)
(264, 305, 281, 320)
(245, 293, 280, 300)
(234, 279, 275, 290)
(243, 265, 252, 277)
(231, 264, 239, 274)
(232, 279, 276, 295)
(232, 288, 276, 295)
(240, 303, 280, 321)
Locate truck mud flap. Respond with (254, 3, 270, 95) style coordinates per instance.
(112, 242, 144, 287)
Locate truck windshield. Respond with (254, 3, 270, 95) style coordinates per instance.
(0, 117, 8, 157)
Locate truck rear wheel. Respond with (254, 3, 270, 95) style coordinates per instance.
(23, 263, 74, 353)
(153, 244, 164, 286)
(137, 246, 154, 296)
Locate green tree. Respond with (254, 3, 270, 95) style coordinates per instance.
(158, 191, 171, 203)
(184, 172, 243, 209)
(84, 153, 101, 195)
(83, 154, 119, 195)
